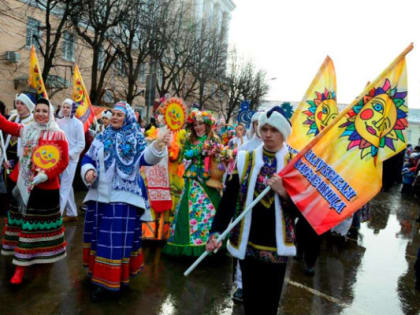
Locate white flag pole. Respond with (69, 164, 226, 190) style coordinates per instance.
(184, 186, 271, 276)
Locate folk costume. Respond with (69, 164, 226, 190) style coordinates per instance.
(0, 98, 69, 274)
(0, 94, 35, 217)
(141, 127, 186, 241)
(163, 110, 221, 257)
(239, 111, 263, 152)
(233, 111, 263, 300)
(81, 102, 167, 292)
(3, 94, 35, 187)
(57, 99, 85, 219)
(210, 107, 297, 315)
(97, 110, 111, 134)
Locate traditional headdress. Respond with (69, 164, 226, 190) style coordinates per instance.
(258, 106, 291, 139)
(61, 98, 78, 118)
(186, 109, 216, 128)
(15, 92, 36, 113)
(17, 97, 63, 206)
(92, 101, 147, 196)
(247, 111, 263, 138)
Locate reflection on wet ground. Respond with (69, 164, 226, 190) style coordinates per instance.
(1, 185, 420, 314)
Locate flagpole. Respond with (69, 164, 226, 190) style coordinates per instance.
(362, 42, 413, 96)
(184, 186, 271, 277)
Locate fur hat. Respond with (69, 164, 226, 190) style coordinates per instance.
(62, 98, 78, 117)
(102, 110, 112, 120)
(258, 106, 291, 139)
(15, 93, 35, 113)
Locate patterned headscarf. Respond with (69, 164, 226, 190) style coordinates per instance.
(92, 101, 147, 195)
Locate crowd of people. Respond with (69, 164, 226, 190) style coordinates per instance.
(401, 144, 420, 198)
(0, 92, 418, 314)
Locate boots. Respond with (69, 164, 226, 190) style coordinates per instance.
(10, 266, 25, 285)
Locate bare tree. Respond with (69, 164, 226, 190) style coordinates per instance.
(112, 1, 152, 104)
(217, 50, 270, 122)
(188, 23, 227, 107)
(70, 0, 130, 104)
(247, 70, 269, 110)
(24, 0, 75, 96)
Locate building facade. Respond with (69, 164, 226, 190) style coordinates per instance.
(0, 0, 235, 117)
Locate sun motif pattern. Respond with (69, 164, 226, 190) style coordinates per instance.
(303, 89, 338, 136)
(162, 97, 186, 132)
(339, 79, 407, 159)
(32, 144, 61, 171)
(72, 65, 94, 131)
(29, 46, 48, 99)
(73, 79, 92, 122)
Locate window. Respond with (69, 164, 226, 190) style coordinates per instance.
(155, 66, 162, 86)
(26, 17, 41, 48)
(98, 46, 105, 70)
(62, 31, 75, 61)
(114, 56, 126, 76)
(138, 63, 146, 83)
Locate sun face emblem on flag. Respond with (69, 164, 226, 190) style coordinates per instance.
(303, 89, 338, 135)
(339, 79, 407, 159)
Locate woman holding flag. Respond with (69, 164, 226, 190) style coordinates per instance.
(206, 106, 298, 315)
(0, 98, 69, 285)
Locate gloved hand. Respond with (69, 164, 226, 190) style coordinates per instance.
(31, 172, 48, 186)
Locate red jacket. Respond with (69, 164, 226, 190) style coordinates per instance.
(0, 114, 69, 190)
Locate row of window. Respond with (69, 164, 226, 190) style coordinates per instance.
(26, 17, 74, 61)
(25, 17, 153, 82)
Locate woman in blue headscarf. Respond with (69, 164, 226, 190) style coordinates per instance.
(80, 101, 170, 301)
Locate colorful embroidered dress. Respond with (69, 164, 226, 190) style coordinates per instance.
(163, 135, 221, 256)
(0, 113, 69, 266)
(141, 127, 185, 241)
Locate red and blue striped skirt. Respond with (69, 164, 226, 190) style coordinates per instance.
(83, 201, 144, 291)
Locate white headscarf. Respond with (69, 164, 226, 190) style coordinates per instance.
(17, 98, 62, 206)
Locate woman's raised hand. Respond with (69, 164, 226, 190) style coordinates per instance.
(154, 129, 171, 151)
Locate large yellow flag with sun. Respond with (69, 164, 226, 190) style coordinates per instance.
(29, 45, 49, 99)
(288, 56, 337, 154)
(73, 64, 95, 132)
(279, 44, 412, 235)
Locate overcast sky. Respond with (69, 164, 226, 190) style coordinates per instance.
(228, 0, 420, 108)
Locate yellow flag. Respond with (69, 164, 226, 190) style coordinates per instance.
(73, 64, 95, 132)
(287, 56, 337, 154)
(280, 44, 412, 234)
(28, 45, 49, 99)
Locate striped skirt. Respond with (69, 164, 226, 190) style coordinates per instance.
(83, 201, 144, 291)
(1, 188, 66, 266)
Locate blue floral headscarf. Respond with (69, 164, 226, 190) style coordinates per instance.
(92, 102, 146, 196)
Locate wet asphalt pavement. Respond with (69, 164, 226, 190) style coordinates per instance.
(1, 184, 420, 315)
